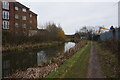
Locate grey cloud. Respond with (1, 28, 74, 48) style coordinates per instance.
(20, 2, 117, 34)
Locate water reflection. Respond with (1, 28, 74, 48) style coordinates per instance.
(2, 42, 75, 77)
(3, 60, 10, 77)
(64, 42, 75, 52)
(37, 51, 47, 65)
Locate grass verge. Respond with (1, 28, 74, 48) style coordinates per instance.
(46, 41, 90, 78)
(94, 41, 119, 78)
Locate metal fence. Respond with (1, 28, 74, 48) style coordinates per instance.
(100, 29, 120, 41)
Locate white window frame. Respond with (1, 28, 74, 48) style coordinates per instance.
(30, 20, 32, 23)
(22, 16, 26, 20)
(15, 23, 19, 27)
(15, 14, 19, 19)
(22, 8, 26, 12)
(2, 1, 9, 10)
(2, 21, 9, 29)
(30, 14, 32, 17)
(2, 11, 9, 19)
(15, 6, 19, 10)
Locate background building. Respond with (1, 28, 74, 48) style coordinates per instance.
(1, 1, 38, 36)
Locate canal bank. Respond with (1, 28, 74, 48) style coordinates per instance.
(3, 41, 87, 78)
(2, 41, 76, 78)
(2, 41, 65, 52)
(47, 41, 90, 78)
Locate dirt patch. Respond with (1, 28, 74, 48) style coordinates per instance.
(87, 41, 105, 78)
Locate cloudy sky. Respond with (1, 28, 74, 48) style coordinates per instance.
(17, 0, 119, 34)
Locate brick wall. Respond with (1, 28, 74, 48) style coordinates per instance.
(9, 2, 15, 34)
(2, 1, 38, 36)
(29, 11, 37, 30)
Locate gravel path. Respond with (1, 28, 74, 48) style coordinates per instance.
(87, 41, 104, 78)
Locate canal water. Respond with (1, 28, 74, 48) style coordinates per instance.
(2, 42, 75, 77)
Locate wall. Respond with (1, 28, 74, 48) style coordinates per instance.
(100, 29, 120, 41)
(29, 11, 37, 30)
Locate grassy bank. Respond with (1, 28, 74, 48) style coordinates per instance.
(94, 41, 119, 78)
(46, 41, 90, 78)
(3, 41, 64, 52)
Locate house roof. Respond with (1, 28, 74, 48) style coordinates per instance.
(14, 2, 29, 10)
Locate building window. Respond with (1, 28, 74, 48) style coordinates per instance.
(2, 11, 9, 19)
(15, 6, 19, 10)
(2, 2, 9, 10)
(30, 14, 32, 17)
(22, 16, 26, 20)
(2, 21, 9, 29)
(15, 14, 19, 19)
(22, 8, 26, 12)
(30, 20, 32, 23)
(23, 24, 26, 28)
(15, 23, 19, 27)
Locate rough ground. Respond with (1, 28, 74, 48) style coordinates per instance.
(87, 41, 105, 78)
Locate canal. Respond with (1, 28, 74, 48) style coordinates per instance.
(2, 42, 75, 77)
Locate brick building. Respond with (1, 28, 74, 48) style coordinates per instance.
(0, 1, 38, 36)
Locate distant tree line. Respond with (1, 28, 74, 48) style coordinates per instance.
(75, 26, 93, 40)
(2, 22, 65, 46)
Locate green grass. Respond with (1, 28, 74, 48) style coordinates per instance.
(94, 41, 119, 78)
(46, 42, 90, 78)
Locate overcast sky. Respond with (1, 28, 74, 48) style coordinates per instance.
(17, 0, 119, 34)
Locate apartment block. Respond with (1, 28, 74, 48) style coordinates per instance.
(1, 1, 38, 36)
